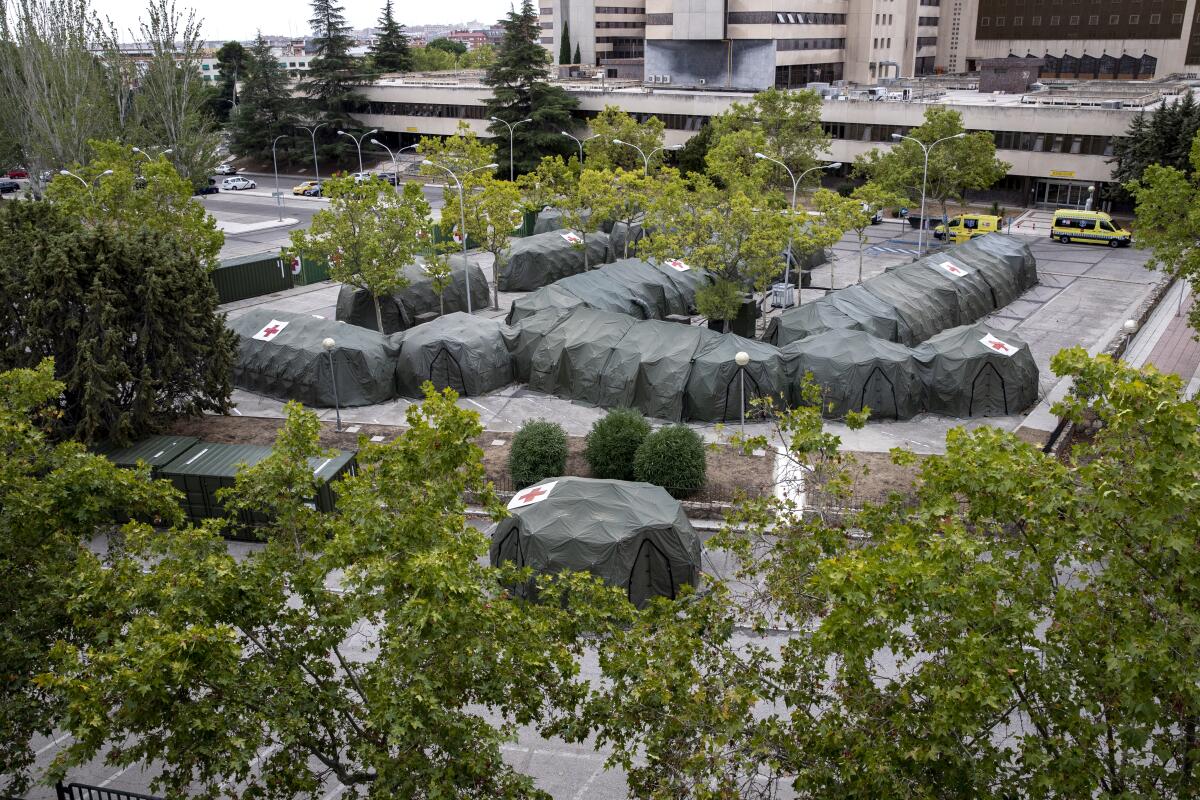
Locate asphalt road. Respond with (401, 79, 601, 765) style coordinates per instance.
(224, 170, 447, 210)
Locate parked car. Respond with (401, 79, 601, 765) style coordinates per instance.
(378, 172, 398, 185)
(304, 184, 323, 197)
(193, 185, 220, 196)
(350, 171, 373, 183)
(220, 176, 256, 191)
(0, 179, 20, 193)
(292, 180, 320, 196)
(6, 167, 28, 179)
(214, 163, 238, 175)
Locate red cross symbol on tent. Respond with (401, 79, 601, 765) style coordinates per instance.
(979, 333, 1016, 356)
(252, 319, 290, 342)
(262, 325, 281, 337)
(508, 479, 558, 510)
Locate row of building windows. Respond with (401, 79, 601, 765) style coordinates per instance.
(982, 11, 1180, 24)
(645, 13, 671, 24)
(920, 0, 940, 6)
(917, 36, 937, 46)
(723, 11, 846, 24)
(540, 21, 553, 28)
(596, 20, 645, 27)
(775, 61, 843, 87)
(875, 13, 893, 24)
(540, 6, 552, 13)
(820, 120, 1119, 156)
(777, 37, 846, 50)
(595, 6, 645, 12)
(873, 36, 892, 47)
(918, 15, 938, 25)
(540, 36, 554, 43)
(350, 101, 489, 119)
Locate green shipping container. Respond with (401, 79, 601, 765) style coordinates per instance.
(213, 252, 295, 304)
(95, 435, 201, 479)
(160, 442, 357, 536)
(293, 254, 332, 286)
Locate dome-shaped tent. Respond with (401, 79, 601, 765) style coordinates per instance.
(684, 335, 794, 422)
(394, 313, 513, 398)
(488, 477, 702, 607)
(230, 309, 401, 407)
(497, 229, 612, 292)
(335, 257, 490, 334)
(912, 323, 1039, 417)
(784, 329, 924, 420)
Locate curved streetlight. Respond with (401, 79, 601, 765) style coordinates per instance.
(734, 350, 751, 435)
(271, 134, 289, 221)
(561, 130, 600, 165)
(612, 139, 682, 176)
(490, 116, 532, 181)
(370, 139, 418, 188)
(890, 131, 966, 254)
(337, 128, 378, 175)
(297, 123, 328, 186)
(754, 153, 842, 305)
(59, 168, 113, 198)
(321, 337, 342, 432)
(422, 159, 500, 315)
(131, 146, 173, 162)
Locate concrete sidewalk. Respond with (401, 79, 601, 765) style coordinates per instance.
(1125, 280, 1200, 397)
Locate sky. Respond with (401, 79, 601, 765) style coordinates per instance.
(88, 0, 511, 41)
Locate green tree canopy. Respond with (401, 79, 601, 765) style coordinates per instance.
(369, 0, 412, 72)
(1112, 90, 1200, 198)
(301, 0, 366, 165)
(707, 87, 830, 193)
(410, 45, 457, 71)
(230, 33, 301, 163)
(558, 20, 572, 65)
(853, 106, 1010, 220)
(285, 175, 431, 332)
(211, 39, 248, 122)
(440, 173, 523, 308)
(582, 105, 667, 173)
(427, 36, 467, 56)
(483, 0, 577, 177)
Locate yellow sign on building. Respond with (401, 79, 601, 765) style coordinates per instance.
(1050, 170, 1076, 178)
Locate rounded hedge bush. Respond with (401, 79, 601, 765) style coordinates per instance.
(584, 408, 651, 481)
(509, 419, 568, 489)
(633, 425, 707, 498)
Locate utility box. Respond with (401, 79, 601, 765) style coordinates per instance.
(95, 435, 200, 479)
(770, 283, 796, 308)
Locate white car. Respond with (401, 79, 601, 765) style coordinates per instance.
(215, 163, 238, 175)
(220, 176, 256, 190)
(350, 171, 374, 183)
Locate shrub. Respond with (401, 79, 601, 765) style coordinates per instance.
(509, 420, 568, 489)
(584, 408, 651, 481)
(633, 425, 707, 498)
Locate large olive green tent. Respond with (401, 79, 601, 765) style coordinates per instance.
(497, 230, 612, 292)
(394, 313, 513, 398)
(229, 309, 401, 407)
(784, 329, 924, 420)
(335, 256, 490, 334)
(488, 477, 702, 607)
(595, 321, 719, 421)
(684, 335, 795, 423)
(912, 323, 1039, 417)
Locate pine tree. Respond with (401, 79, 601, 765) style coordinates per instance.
(558, 21, 571, 65)
(302, 0, 365, 165)
(484, 0, 577, 177)
(231, 33, 300, 163)
(1111, 90, 1200, 200)
(371, 0, 412, 72)
(573, 43, 581, 65)
(211, 40, 247, 123)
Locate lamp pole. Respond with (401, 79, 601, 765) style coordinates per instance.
(370, 139, 418, 189)
(561, 131, 600, 164)
(337, 128, 378, 175)
(890, 132, 966, 255)
(612, 139, 682, 176)
(490, 116, 532, 182)
(754, 153, 842, 305)
(131, 146, 173, 162)
(271, 135, 288, 221)
(59, 168, 113, 199)
(734, 351, 750, 436)
(322, 337, 342, 432)
(297, 123, 328, 185)
(422, 159, 500, 315)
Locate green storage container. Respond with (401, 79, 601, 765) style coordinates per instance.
(212, 252, 295, 304)
(432, 221, 481, 251)
(96, 435, 201, 478)
(160, 442, 358, 536)
(293, 254, 332, 286)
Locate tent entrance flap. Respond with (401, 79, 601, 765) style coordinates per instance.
(628, 534, 677, 607)
(971, 362, 1009, 416)
(861, 365, 899, 418)
(429, 347, 466, 395)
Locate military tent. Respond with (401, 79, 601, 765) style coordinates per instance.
(953, 234, 1039, 308)
(498, 230, 613, 292)
(335, 256, 490, 333)
(607, 221, 644, 261)
(862, 269, 961, 345)
(503, 307, 575, 383)
(760, 300, 863, 344)
(912, 323, 1039, 417)
(506, 258, 709, 325)
(526, 307, 636, 403)
(596, 321, 719, 421)
(532, 207, 609, 234)
(684, 336, 795, 423)
(394, 313, 513, 398)
(230, 309, 401, 407)
(887, 254, 996, 323)
(489, 477, 702, 607)
(784, 329, 924, 420)
(765, 283, 907, 346)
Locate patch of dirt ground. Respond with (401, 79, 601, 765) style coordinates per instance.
(807, 450, 928, 507)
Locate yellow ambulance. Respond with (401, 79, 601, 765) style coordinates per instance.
(933, 214, 1001, 242)
(1050, 210, 1132, 248)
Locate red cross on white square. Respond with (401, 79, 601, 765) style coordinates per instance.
(508, 480, 558, 510)
(664, 258, 690, 272)
(561, 232, 582, 244)
(935, 260, 966, 278)
(252, 319, 290, 342)
(979, 333, 1017, 357)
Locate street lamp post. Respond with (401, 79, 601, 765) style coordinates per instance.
(271, 134, 288, 222)
(322, 337, 342, 432)
(612, 139, 683, 176)
(131, 146, 173, 162)
(561, 131, 600, 164)
(370, 139, 418, 188)
(60, 168, 113, 198)
(297, 123, 328, 186)
(734, 351, 750, 436)
(754, 153, 842, 305)
(422, 159, 500, 315)
(337, 128, 379, 175)
(490, 117, 532, 182)
(890, 131, 966, 255)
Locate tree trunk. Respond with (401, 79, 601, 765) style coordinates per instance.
(830, 259, 835, 294)
(439, 294, 445, 316)
(373, 296, 384, 333)
(492, 252, 501, 310)
(858, 241, 864, 285)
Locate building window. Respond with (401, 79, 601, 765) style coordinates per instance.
(1088, 14, 1097, 22)
(1033, 15, 1042, 24)
(1013, 16, 1023, 25)
(1109, 13, 1119, 22)
(1069, 15, 1079, 24)
(980, 16, 989, 25)
(1173, 12, 1183, 21)
(1050, 15, 1059, 24)
(1150, 13, 1161, 22)
(996, 15, 1005, 24)
(1129, 13, 1139, 22)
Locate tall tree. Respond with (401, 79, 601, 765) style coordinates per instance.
(707, 87, 830, 193)
(854, 106, 1010, 221)
(410, 45, 457, 71)
(370, 0, 411, 72)
(285, 175, 431, 333)
(302, 0, 364, 165)
(0, 360, 181, 796)
(572, 42, 580, 65)
(0, 196, 235, 445)
(439, 173, 523, 308)
(558, 19, 571, 65)
(427, 36, 467, 56)
(1111, 90, 1200, 200)
(230, 32, 301, 163)
(211, 39, 247, 123)
(484, 0, 577, 177)
(132, 0, 223, 187)
(583, 105, 666, 172)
